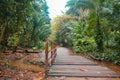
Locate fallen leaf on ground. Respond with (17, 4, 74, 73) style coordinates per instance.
(80, 68, 88, 72)
(33, 72, 44, 80)
(107, 74, 112, 78)
(59, 76, 66, 80)
(97, 71, 101, 74)
(33, 77, 43, 80)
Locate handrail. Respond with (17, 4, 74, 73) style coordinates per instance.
(45, 39, 57, 76)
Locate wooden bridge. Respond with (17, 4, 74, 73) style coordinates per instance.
(44, 39, 120, 80)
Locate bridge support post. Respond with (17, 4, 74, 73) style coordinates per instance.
(45, 39, 48, 77)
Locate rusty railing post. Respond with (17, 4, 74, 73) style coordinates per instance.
(51, 42, 53, 58)
(45, 39, 48, 76)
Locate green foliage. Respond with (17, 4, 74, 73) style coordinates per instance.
(50, 15, 73, 47)
(55, 26, 73, 47)
(73, 38, 95, 53)
(93, 51, 120, 65)
(8, 34, 19, 47)
(68, 20, 95, 52)
(114, 33, 120, 52)
(0, 0, 51, 52)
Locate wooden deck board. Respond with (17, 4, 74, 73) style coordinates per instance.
(50, 65, 113, 71)
(48, 73, 120, 78)
(53, 62, 97, 65)
(47, 77, 120, 80)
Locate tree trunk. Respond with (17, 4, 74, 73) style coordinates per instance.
(0, 21, 7, 43)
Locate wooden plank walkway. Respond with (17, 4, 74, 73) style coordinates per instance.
(47, 47, 120, 80)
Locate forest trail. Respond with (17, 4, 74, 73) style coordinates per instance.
(47, 47, 120, 80)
